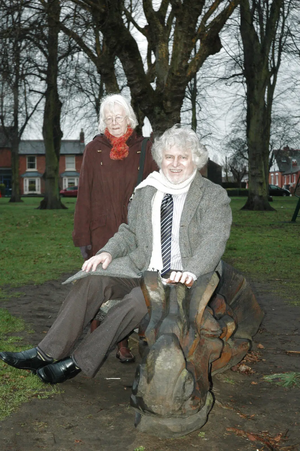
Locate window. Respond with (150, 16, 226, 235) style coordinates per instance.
(65, 156, 75, 170)
(271, 174, 274, 184)
(276, 174, 279, 185)
(24, 177, 41, 194)
(63, 177, 79, 189)
(27, 156, 36, 170)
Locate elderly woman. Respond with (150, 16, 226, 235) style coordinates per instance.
(73, 94, 157, 362)
(0, 125, 232, 385)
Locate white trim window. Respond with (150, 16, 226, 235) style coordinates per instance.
(24, 177, 41, 194)
(27, 156, 36, 170)
(63, 177, 79, 189)
(65, 156, 75, 170)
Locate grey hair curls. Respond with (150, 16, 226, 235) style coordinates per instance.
(151, 125, 208, 170)
(98, 94, 138, 133)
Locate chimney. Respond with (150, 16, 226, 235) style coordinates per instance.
(79, 129, 84, 143)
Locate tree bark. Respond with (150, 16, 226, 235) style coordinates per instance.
(9, 133, 22, 203)
(38, 0, 65, 210)
(65, 0, 240, 133)
(240, 0, 285, 211)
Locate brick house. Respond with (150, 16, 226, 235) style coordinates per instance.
(269, 146, 300, 194)
(0, 129, 85, 196)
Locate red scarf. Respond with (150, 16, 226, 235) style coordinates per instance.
(105, 127, 133, 160)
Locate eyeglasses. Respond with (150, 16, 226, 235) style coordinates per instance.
(104, 115, 126, 125)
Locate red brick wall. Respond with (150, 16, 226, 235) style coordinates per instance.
(0, 148, 12, 167)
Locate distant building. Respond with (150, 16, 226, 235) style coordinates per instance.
(269, 146, 300, 194)
(0, 129, 85, 195)
(200, 159, 223, 186)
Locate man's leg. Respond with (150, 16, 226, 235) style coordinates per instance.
(0, 275, 143, 377)
(73, 286, 147, 378)
(38, 275, 141, 361)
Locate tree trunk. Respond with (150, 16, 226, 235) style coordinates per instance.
(38, 0, 65, 210)
(9, 132, 22, 203)
(66, 0, 239, 134)
(240, 0, 284, 211)
(242, 90, 274, 210)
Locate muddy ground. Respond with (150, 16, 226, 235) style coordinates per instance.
(0, 274, 299, 451)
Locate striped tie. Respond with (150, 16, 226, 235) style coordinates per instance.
(161, 193, 173, 275)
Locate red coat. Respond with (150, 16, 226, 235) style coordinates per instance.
(72, 131, 158, 257)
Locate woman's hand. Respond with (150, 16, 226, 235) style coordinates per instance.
(82, 252, 112, 273)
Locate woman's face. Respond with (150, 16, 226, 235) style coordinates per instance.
(104, 104, 130, 137)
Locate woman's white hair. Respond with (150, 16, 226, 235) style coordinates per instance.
(152, 124, 208, 170)
(98, 94, 138, 133)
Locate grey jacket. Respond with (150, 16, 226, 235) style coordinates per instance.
(64, 172, 232, 284)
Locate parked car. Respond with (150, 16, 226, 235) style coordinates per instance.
(60, 186, 78, 197)
(269, 184, 290, 197)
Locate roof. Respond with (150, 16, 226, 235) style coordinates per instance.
(274, 147, 300, 175)
(21, 171, 43, 178)
(18, 140, 85, 155)
(60, 171, 80, 177)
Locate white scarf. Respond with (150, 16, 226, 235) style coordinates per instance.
(135, 169, 197, 194)
(135, 169, 197, 272)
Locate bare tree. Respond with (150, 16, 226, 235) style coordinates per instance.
(239, 0, 294, 210)
(0, 0, 44, 202)
(59, 1, 240, 134)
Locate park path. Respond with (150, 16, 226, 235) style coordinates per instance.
(0, 274, 299, 451)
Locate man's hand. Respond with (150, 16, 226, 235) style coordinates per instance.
(166, 271, 195, 288)
(82, 252, 112, 273)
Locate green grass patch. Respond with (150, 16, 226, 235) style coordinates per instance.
(223, 197, 300, 303)
(263, 372, 300, 388)
(0, 309, 59, 420)
(0, 196, 82, 296)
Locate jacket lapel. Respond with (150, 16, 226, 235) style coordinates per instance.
(181, 172, 204, 227)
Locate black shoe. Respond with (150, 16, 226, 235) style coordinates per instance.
(37, 357, 81, 384)
(0, 348, 53, 372)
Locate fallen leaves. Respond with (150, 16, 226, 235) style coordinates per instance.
(231, 363, 255, 375)
(226, 427, 293, 450)
(231, 350, 263, 375)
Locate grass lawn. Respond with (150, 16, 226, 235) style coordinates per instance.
(223, 196, 300, 304)
(0, 196, 82, 293)
(0, 194, 299, 419)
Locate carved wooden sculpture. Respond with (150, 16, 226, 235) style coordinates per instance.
(130, 261, 264, 438)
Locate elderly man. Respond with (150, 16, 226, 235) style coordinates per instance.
(0, 125, 232, 384)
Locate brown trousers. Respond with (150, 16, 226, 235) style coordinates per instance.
(38, 275, 147, 378)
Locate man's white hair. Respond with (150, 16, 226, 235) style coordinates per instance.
(151, 124, 208, 170)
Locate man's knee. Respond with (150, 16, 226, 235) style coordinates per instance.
(130, 287, 148, 316)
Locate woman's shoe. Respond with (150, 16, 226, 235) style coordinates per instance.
(37, 357, 81, 384)
(0, 348, 53, 372)
(116, 346, 135, 363)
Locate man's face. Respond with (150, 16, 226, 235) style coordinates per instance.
(104, 104, 129, 137)
(161, 145, 196, 184)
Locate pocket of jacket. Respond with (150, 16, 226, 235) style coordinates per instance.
(91, 215, 107, 229)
